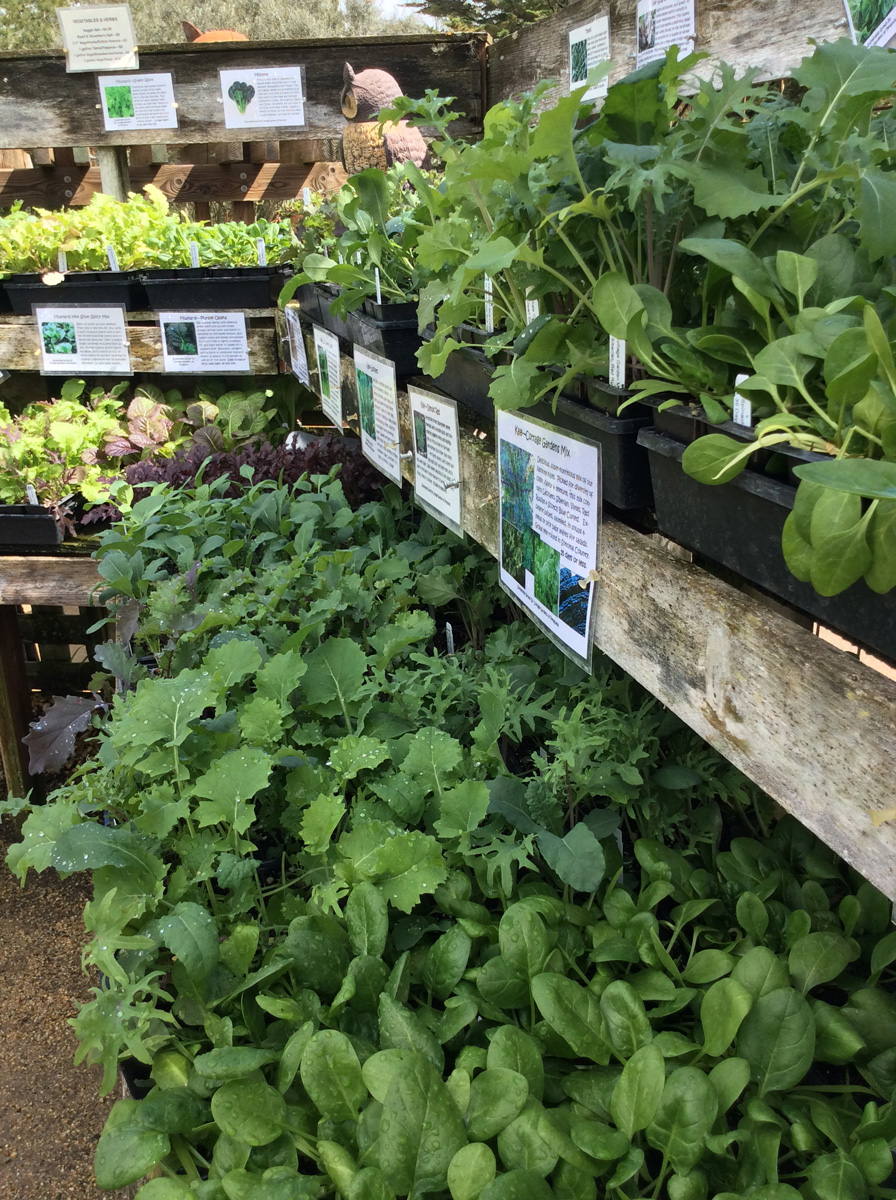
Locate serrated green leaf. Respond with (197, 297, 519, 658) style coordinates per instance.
(193, 747, 272, 834)
(299, 793, 345, 855)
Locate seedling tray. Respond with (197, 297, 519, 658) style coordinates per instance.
(314, 285, 424, 378)
(3, 271, 147, 314)
(639, 427, 896, 660)
(0, 504, 63, 546)
(141, 266, 287, 310)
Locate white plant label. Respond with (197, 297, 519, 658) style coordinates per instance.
(302, 187, 312, 205)
(409, 386, 463, 536)
(355, 346, 402, 486)
(256, 239, 267, 267)
(568, 15, 611, 101)
(732, 373, 753, 427)
(106, 245, 120, 272)
(609, 336, 626, 387)
(98, 73, 177, 131)
(57, 250, 67, 273)
(36, 305, 131, 375)
(497, 410, 601, 671)
(57, 4, 138, 72)
(219, 66, 306, 129)
(189, 241, 200, 269)
(312, 324, 342, 429)
(374, 267, 382, 306)
(525, 290, 540, 323)
(158, 312, 251, 373)
(636, 0, 696, 66)
(484, 275, 494, 334)
(284, 307, 310, 387)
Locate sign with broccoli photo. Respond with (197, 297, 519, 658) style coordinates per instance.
(219, 67, 306, 129)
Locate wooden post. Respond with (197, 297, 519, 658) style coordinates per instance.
(0, 606, 31, 797)
(96, 145, 130, 200)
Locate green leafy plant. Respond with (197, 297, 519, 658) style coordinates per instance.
(227, 80, 256, 114)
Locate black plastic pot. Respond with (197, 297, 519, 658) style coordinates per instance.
(0, 505, 63, 546)
(141, 266, 289, 311)
(312, 284, 424, 378)
(540, 395, 653, 511)
(578, 376, 651, 420)
(639, 427, 896, 660)
(3, 271, 147, 315)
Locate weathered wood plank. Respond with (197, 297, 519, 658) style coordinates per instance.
(0, 605, 30, 796)
(487, 0, 850, 112)
(0, 36, 485, 150)
(0, 320, 279, 373)
(0, 558, 104, 607)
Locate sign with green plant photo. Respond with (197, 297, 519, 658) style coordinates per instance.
(497, 411, 600, 670)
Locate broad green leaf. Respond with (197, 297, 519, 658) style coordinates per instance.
(448, 1143, 496, 1200)
(134, 1179, 194, 1199)
(219, 921, 259, 981)
(645, 1067, 718, 1175)
(776, 251, 819, 309)
(346, 881, 389, 958)
(94, 1102, 170, 1188)
(532, 973, 610, 1064)
(707, 1057, 751, 1112)
(537, 822, 606, 893)
(679, 238, 781, 300)
(866, 501, 896, 593)
(379, 993, 445, 1071)
(569, 1117, 630, 1161)
(203, 639, 261, 688)
(435, 780, 491, 838)
(301, 1030, 367, 1120)
(377, 1053, 468, 1196)
(807, 491, 872, 596)
(348, 1166, 393, 1200)
(301, 637, 368, 708)
(499, 905, 551, 980)
(194, 1047, 277, 1082)
(607, 1147, 645, 1189)
(682, 434, 749, 485)
(795, 457, 896, 500)
(788, 931, 855, 994)
(851, 1138, 894, 1185)
(731, 946, 790, 1000)
(700, 978, 753, 1056)
(50, 823, 164, 895)
(211, 1078, 286, 1146)
(804, 1151, 866, 1200)
(497, 1106, 558, 1175)
(330, 735, 390, 781)
(363, 1049, 418, 1103)
(465, 236, 522, 275)
(276, 1022, 314, 1093)
(148, 901, 219, 981)
(479, 1170, 554, 1200)
(857, 168, 896, 262)
(552, 1160, 598, 1200)
(424, 925, 473, 999)
(683, 950, 734, 984)
(477, 955, 529, 1009)
(193, 747, 272, 834)
(667, 1171, 708, 1200)
(609, 1043, 665, 1137)
(299, 793, 345, 855)
(736, 892, 769, 942)
(736, 986, 815, 1094)
(487, 1026, 545, 1101)
(600, 980, 653, 1058)
(136, 1088, 208, 1135)
(402, 727, 464, 794)
(591, 273, 644, 340)
(466, 1069, 529, 1141)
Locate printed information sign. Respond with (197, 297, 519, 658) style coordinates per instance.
(408, 386, 463, 535)
(354, 346, 402, 486)
(158, 312, 250, 373)
(57, 4, 138, 72)
(568, 16, 611, 101)
(285, 307, 310, 387)
(99, 73, 177, 131)
(219, 67, 305, 129)
(843, 0, 896, 45)
(636, 0, 696, 66)
(497, 410, 601, 670)
(312, 325, 342, 428)
(35, 305, 131, 375)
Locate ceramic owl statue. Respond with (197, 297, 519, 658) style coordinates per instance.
(339, 63, 429, 174)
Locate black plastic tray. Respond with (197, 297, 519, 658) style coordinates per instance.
(3, 271, 147, 315)
(312, 284, 424, 378)
(141, 266, 288, 310)
(639, 427, 896, 660)
(0, 505, 63, 546)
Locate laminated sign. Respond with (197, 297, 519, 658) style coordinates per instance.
(497, 410, 601, 671)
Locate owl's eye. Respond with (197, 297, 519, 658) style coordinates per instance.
(341, 88, 358, 118)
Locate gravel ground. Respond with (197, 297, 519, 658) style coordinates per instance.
(0, 815, 130, 1200)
